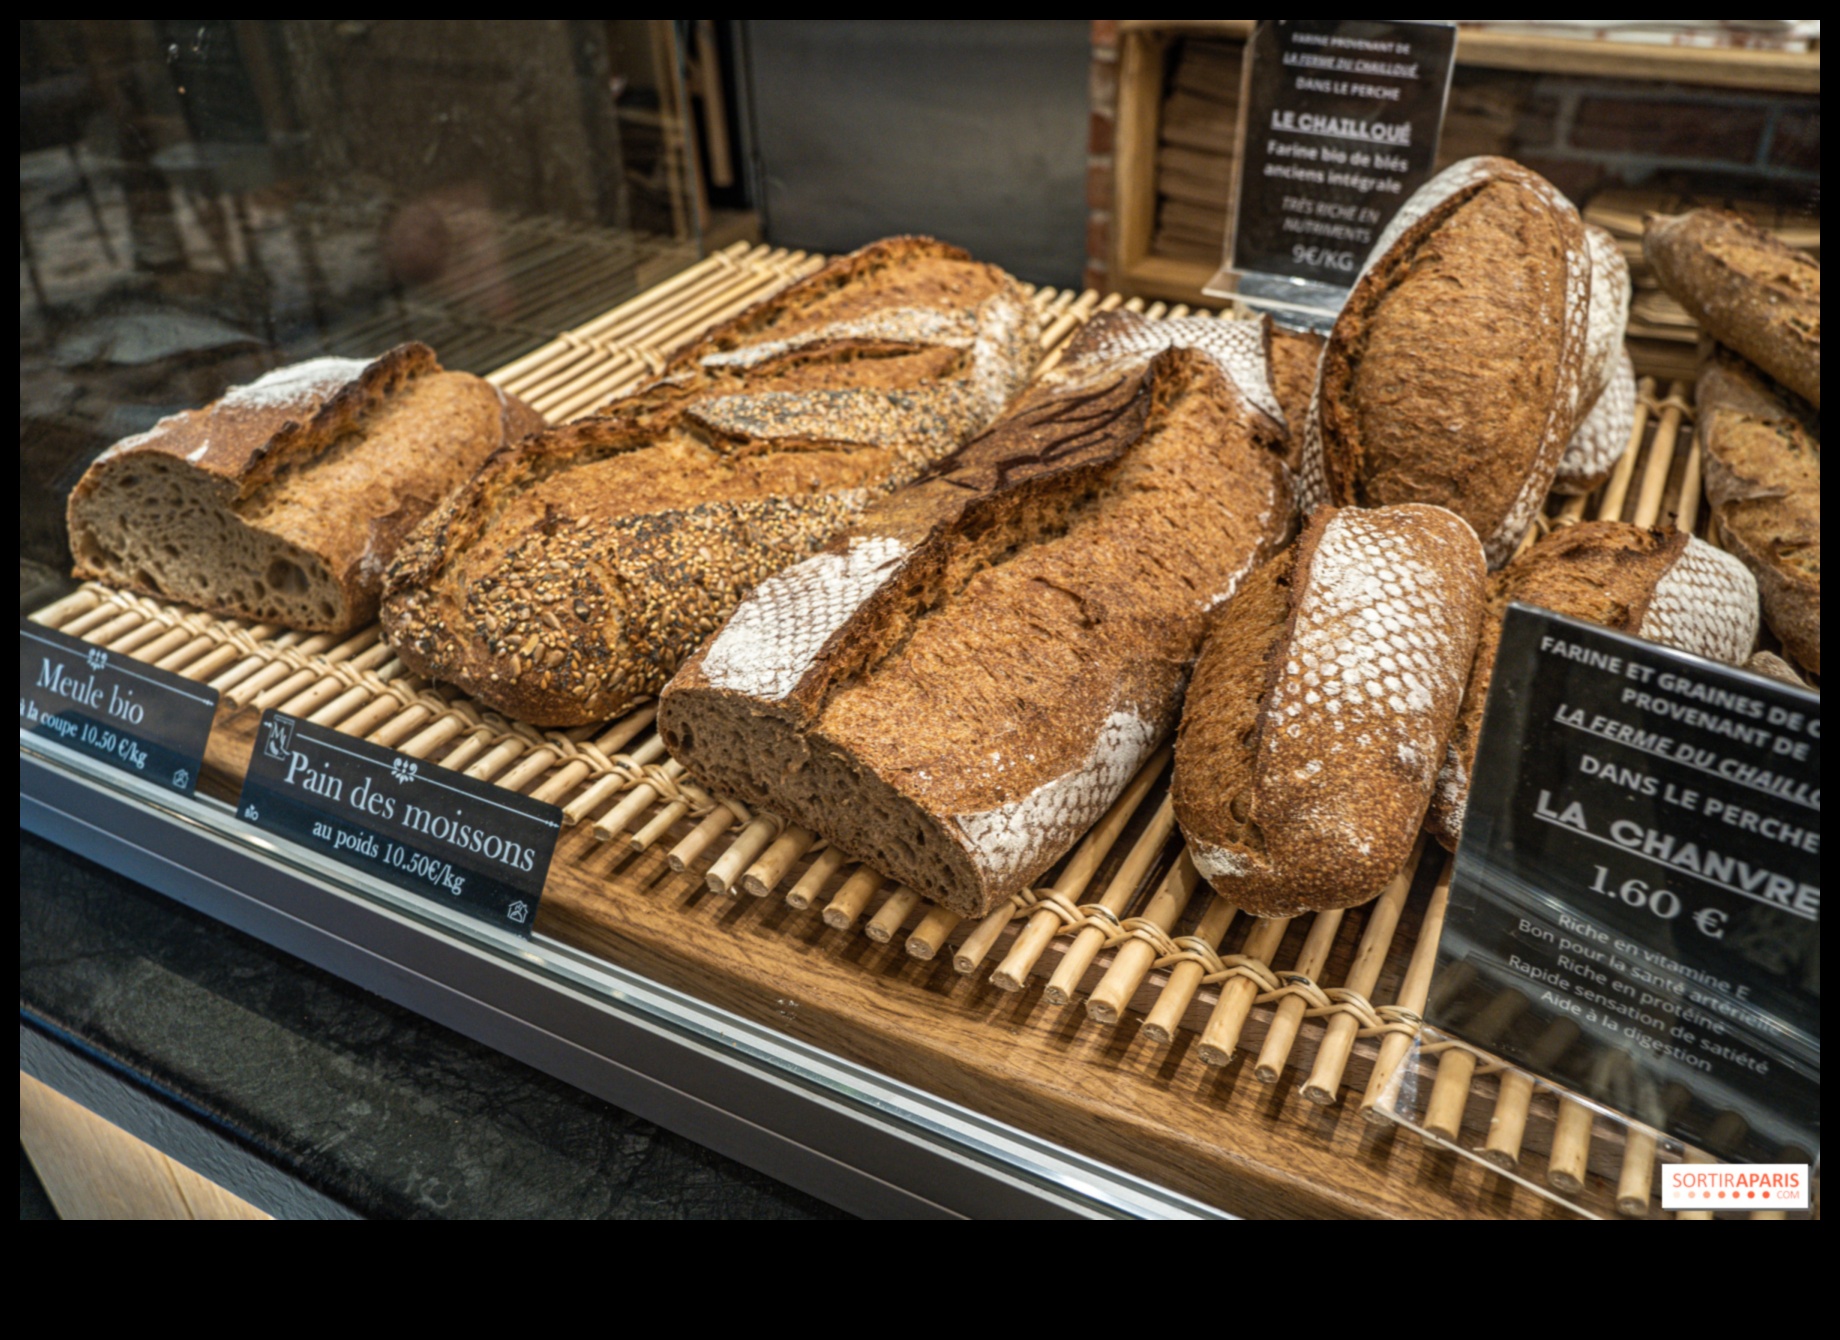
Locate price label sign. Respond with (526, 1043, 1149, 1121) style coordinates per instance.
(1436, 606, 1819, 1163)
(1209, 19, 1456, 315)
(237, 711, 560, 937)
(19, 618, 219, 795)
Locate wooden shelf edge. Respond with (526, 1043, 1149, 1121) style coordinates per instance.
(1115, 20, 1819, 93)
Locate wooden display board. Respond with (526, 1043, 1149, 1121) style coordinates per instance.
(30, 242, 1790, 1218)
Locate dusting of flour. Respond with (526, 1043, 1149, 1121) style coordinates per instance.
(701, 534, 909, 699)
(951, 709, 1159, 884)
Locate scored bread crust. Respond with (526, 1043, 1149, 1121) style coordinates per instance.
(1553, 226, 1636, 494)
(1174, 504, 1486, 917)
(380, 236, 1039, 727)
(1645, 209, 1820, 410)
(1694, 347, 1821, 673)
(67, 343, 542, 633)
(659, 311, 1292, 918)
(1428, 521, 1760, 848)
(1301, 156, 1592, 568)
(1267, 324, 1325, 469)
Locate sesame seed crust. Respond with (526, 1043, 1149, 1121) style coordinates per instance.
(379, 236, 1040, 727)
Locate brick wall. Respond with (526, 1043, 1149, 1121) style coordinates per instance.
(1084, 20, 1119, 293)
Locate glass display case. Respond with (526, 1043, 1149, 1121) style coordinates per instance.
(21, 20, 1820, 1219)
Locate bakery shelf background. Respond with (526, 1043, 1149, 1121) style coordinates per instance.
(29, 240, 1809, 1219)
(1086, 18, 1821, 377)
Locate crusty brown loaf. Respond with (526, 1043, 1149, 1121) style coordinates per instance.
(1174, 505, 1486, 917)
(67, 343, 542, 634)
(658, 311, 1291, 918)
(1695, 347, 1820, 674)
(1645, 209, 1820, 409)
(1428, 521, 1761, 847)
(381, 237, 1038, 727)
(1267, 323, 1324, 469)
(1302, 157, 1591, 568)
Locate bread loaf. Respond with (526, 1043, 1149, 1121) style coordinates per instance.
(1645, 209, 1820, 409)
(380, 237, 1038, 727)
(658, 311, 1291, 918)
(1267, 323, 1324, 469)
(1301, 157, 1592, 567)
(1429, 521, 1760, 847)
(1552, 226, 1636, 495)
(68, 343, 543, 634)
(1173, 504, 1486, 917)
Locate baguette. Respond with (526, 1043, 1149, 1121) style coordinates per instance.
(1429, 521, 1760, 847)
(1645, 208, 1820, 409)
(658, 311, 1291, 918)
(381, 237, 1038, 727)
(1301, 157, 1592, 567)
(67, 343, 543, 633)
(1173, 504, 1486, 917)
(1695, 346, 1820, 673)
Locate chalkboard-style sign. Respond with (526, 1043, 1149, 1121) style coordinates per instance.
(237, 711, 561, 937)
(20, 618, 219, 796)
(1437, 605, 1820, 1164)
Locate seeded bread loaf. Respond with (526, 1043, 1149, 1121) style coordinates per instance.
(658, 311, 1291, 918)
(1301, 157, 1592, 567)
(68, 343, 543, 633)
(1173, 504, 1486, 917)
(1552, 225, 1636, 495)
(1645, 209, 1820, 409)
(1695, 346, 1820, 673)
(1428, 521, 1760, 847)
(381, 237, 1038, 727)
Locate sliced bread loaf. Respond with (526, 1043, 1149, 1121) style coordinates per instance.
(658, 311, 1291, 918)
(67, 343, 543, 633)
(380, 237, 1039, 727)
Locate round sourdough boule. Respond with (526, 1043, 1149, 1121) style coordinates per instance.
(1428, 521, 1760, 848)
(1300, 156, 1592, 568)
(1173, 503, 1486, 917)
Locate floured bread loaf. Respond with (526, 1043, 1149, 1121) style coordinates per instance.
(1267, 324, 1324, 469)
(1552, 226, 1636, 495)
(1695, 347, 1820, 674)
(68, 343, 543, 633)
(659, 310, 1291, 918)
(1301, 157, 1592, 567)
(1428, 521, 1760, 847)
(1173, 504, 1486, 917)
(381, 237, 1039, 727)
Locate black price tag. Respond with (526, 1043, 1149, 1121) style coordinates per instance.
(19, 618, 219, 796)
(1225, 20, 1456, 291)
(237, 711, 559, 937)
(1438, 607, 1819, 1163)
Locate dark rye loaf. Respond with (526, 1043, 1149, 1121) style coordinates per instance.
(1695, 347, 1820, 674)
(1300, 156, 1592, 568)
(658, 311, 1291, 918)
(1428, 521, 1759, 848)
(1173, 504, 1486, 917)
(68, 343, 543, 633)
(1645, 209, 1820, 410)
(380, 237, 1038, 727)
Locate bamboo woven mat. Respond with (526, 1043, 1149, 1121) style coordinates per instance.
(30, 240, 1800, 1218)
